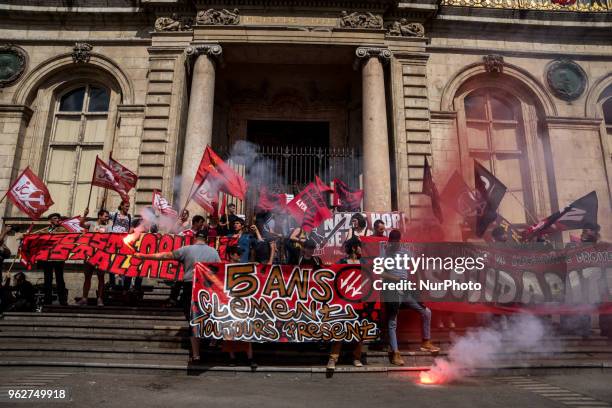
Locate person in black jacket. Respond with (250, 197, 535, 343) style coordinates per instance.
(6, 272, 35, 312)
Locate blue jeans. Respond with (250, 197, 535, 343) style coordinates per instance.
(386, 292, 432, 352)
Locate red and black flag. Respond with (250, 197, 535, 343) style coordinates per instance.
(440, 171, 485, 218)
(422, 158, 443, 223)
(332, 178, 363, 211)
(256, 186, 286, 212)
(474, 161, 507, 237)
(523, 191, 598, 239)
(286, 182, 332, 232)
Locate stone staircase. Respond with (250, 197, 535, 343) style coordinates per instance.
(1, 289, 611, 373)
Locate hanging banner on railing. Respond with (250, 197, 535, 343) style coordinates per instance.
(190, 263, 380, 342)
(310, 211, 404, 263)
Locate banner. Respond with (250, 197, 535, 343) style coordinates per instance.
(311, 212, 405, 263)
(361, 241, 612, 306)
(190, 263, 380, 342)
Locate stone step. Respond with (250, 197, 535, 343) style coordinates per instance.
(0, 331, 188, 348)
(41, 305, 184, 316)
(0, 346, 188, 361)
(2, 311, 186, 324)
(0, 321, 188, 336)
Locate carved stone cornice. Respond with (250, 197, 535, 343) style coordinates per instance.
(196, 8, 240, 25)
(386, 20, 425, 37)
(440, 0, 609, 12)
(338, 11, 383, 29)
(154, 14, 193, 31)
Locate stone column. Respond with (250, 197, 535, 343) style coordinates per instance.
(356, 47, 392, 212)
(180, 44, 222, 205)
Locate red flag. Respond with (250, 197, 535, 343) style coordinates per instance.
(109, 156, 138, 191)
(286, 182, 332, 232)
(256, 186, 286, 212)
(191, 174, 218, 214)
(194, 146, 247, 200)
(60, 216, 85, 233)
(92, 156, 129, 202)
(6, 167, 54, 220)
(332, 178, 363, 211)
(315, 176, 333, 193)
(152, 190, 178, 217)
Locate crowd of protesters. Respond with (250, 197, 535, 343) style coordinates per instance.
(0, 199, 606, 369)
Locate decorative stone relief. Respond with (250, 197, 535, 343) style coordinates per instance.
(546, 59, 587, 101)
(154, 13, 193, 31)
(196, 8, 240, 25)
(338, 11, 383, 29)
(387, 20, 425, 37)
(0, 44, 27, 87)
(72, 42, 92, 64)
(483, 54, 504, 73)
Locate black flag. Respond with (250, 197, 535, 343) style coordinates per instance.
(474, 161, 507, 237)
(523, 191, 598, 239)
(422, 157, 443, 223)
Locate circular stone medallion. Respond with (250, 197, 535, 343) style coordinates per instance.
(546, 59, 587, 101)
(0, 45, 27, 87)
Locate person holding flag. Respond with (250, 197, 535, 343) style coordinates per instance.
(76, 208, 111, 307)
(37, 213, 68, 305)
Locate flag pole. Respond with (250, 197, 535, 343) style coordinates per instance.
(506, 190, 538, 224)
(0, 193, 6, 206)
(86, 183, 94, 211)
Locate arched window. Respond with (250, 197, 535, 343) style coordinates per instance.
(462, 89, 532, 224)
(603, 96, 612, 146)
(45, 84, 112, 215)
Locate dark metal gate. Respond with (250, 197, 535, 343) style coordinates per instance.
(219, 145, 362, 210)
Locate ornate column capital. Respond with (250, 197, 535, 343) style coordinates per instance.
(354, 47, 392, 70)
(185, 44, 223, 59)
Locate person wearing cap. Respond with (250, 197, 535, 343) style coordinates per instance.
(134, 229, 220, 363)
(297, 239, 322, 267)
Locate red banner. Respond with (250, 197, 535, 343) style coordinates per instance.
(190, 263, 380, 342)
(20, 233, 239, 280)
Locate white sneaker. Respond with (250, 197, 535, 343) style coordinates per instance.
(353, 359, 363, 368)
(97, 298, 104, 307)
(76, 298, 88, 306)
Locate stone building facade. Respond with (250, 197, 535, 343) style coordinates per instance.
(0, 0, 611, 243)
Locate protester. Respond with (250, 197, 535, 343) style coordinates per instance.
(345, 213, 372, 240)
(207, 216, 221, 239)
(383, 229, 439, 366)
(372, 219, 387, 238)
(167, 214, 208, 307)
(107, 201, 133, 289)
(222, 245, 257, 368)
(134, 229, 221, 363)
(5, 272, 35, 312)
(77, 209, 110, 306)
(327, 237, 364, 370)
(297, 239, 322, 267)
(219, 203, 239, 235)
(491, 226, 508, 243)
(227, 218, 263, 263)
(288, 225, 308, 264)
(561, 224, 601, 337)
(38, 213, 68, 305)
(0, 225, 12, 271)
